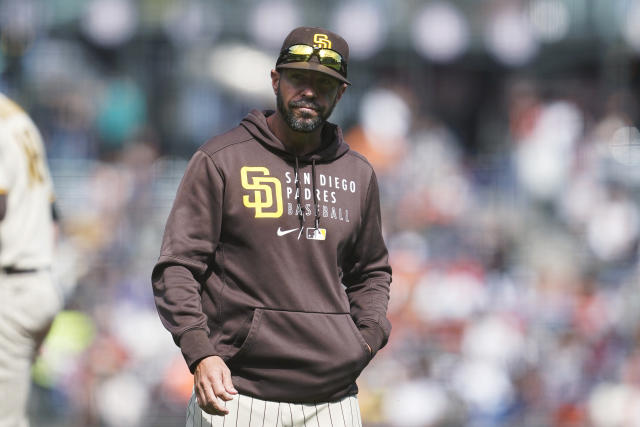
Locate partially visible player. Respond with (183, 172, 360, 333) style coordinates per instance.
(0, 93, 62, 427)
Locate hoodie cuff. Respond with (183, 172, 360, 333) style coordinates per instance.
(179, 329, 216, 373)
(358, 322, 386, 356)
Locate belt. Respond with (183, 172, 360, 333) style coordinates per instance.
(1, 266, 40, 274)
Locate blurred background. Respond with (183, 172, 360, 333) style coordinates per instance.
(2, 0, 640, 425)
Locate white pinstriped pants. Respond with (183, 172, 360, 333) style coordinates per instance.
(186, 393, 363, 427)
(0, 271, 61, 427)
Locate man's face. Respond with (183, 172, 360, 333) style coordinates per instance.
(274, 69, 346, 133)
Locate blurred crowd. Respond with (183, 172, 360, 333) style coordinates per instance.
(360, 84, 640, 426)
(2, 0, 640, 426)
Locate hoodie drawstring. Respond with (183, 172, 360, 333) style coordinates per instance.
(294, 157, 305, 231)
(312, 159, 320, 229)
(294, 157, 321, 236)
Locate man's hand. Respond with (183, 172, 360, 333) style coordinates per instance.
(194, 356, 238, 415)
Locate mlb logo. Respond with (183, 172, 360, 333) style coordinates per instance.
(306, 228, 326, 240)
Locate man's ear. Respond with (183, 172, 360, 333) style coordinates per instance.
(335, 83, 348, 103)
(270, 69, 280, 95)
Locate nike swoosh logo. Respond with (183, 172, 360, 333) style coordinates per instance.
(277, 227, 299, 237)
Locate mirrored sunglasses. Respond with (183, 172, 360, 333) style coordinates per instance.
(277, 44, 347, 75)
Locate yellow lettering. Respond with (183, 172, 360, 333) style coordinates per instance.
(241, 166, 283, 218)
(16, 128, 44, 186)
(313, 34, 332, 49)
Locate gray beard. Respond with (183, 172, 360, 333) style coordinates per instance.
(276, 85, 337, 133)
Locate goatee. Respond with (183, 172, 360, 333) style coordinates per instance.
(276, 86, 337, 133)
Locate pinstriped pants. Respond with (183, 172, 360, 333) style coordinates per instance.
(0, 271, 61, 427)
(186, 393, 363, 427)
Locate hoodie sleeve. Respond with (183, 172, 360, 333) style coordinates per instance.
(151, 150, 223, 372)
(342, 170, 392, 357)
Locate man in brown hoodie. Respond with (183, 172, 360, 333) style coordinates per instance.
(152, 26, 392, 427)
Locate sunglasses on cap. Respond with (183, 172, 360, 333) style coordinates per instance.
(276, 44, 347, 76)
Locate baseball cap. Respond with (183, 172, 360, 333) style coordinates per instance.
(276, 26, 351, 85)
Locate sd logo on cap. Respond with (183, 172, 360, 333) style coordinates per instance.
(276, 26, 351, 85)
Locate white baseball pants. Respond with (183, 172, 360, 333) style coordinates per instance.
(0, 270, 62, 427)
(187, 392, 363, 427)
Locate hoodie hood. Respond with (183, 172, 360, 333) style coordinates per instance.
(240, 109, 350, 163)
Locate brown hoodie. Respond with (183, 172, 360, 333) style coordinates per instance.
(152, 110, 391, 403)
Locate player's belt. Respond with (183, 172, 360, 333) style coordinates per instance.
(1, 266, 39, 274)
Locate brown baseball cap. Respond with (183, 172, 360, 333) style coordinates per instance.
(276, 26, 351, 85)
